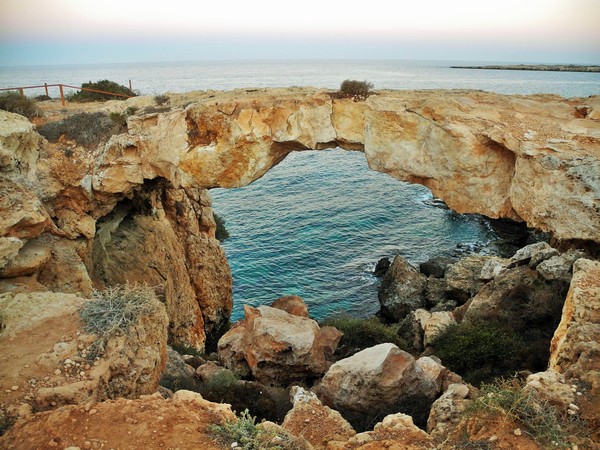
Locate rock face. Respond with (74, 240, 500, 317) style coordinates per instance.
(549, 258, 600, 391)
(217, 304, 340, 384)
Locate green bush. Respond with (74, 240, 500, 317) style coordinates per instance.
(468, 378, 575, 448)
(430, 320, 525, 385)
(171, 342, 204, 357)
(67, 79, 136, 102)
(210, 409, 302, 450)
(37, 111, 121, 147)
(320, 316, 407, 358)
(339, 80, 373, 99)
(154, 94, 170, 106)
(0, 91, 39, 119)
(79, 284, 156, 358)
(214, 212, 230, 241)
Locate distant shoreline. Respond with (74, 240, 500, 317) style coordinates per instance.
(450, 64, 600, 73)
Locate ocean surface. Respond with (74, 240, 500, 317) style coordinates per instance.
(2, 60, 598, 321)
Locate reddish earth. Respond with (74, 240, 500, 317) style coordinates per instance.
(0, 391, 233, 450)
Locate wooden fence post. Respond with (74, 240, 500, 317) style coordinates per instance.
(44, 83, 49, 96)
(59, 85, 65, 106)
(129, 80, 132, 91)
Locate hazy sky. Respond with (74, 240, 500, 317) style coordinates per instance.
(1, 0, 599, 66)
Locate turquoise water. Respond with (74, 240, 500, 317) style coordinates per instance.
(2, 59, 597, 321)
(211, 149, 497, 321)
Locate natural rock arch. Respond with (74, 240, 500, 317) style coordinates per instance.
(98, 88, 600, 243)
(2, 88, 599, 350)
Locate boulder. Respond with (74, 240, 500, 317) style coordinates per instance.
(271, 295, 309, 317)
(427, 383, 470, 436)
(317, 343, 439, 427)
(163, 347, 195, 380)
(423, 311, 456, 347)
(479, 256, 509, 280)
(195, 361, 232, 383)
(217, 305, 337, 384)
(523, 370, 574, 413)
(425, 276, 450, 307)
(373, 257, 391, 277)
(549, 259, 600, 391)
(398, 309, 430, 353)
(217, 322, 251, 377)
(507, 242, 558, 268)
(378, 255, 427, 321)
(445, 255, 496, 301)
(159, 347, 199, 392)
(463, 265, 569, 327)
(537, 249, 585, 282)
(282, 387, 355, 449)
(419, 256, 456, 278)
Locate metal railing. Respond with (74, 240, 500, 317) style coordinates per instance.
(0, 82, 134, 106)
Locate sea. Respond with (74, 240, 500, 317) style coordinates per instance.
(1, 60, 598, 321)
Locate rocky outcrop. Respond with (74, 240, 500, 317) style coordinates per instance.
(282, 387, 355, 449)
(0, 289, 168, 425)
(0, 391, 235, 450)
(217, 304, 340, 384)
(549, 258, 600, 391)
(378, 255, 427, 321)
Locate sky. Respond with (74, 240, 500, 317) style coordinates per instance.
(1, 0, 599, 66)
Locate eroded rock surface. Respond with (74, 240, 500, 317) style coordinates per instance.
(549, 258, 600, 391)
(217, 304, 339, 384)
(0, 289, 168, 426)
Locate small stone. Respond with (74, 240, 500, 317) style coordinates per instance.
(88, 408, 98, 415)
(54, 369, 61, 375)
(568, 403, 579, 411)
(576, 392, 582, 396)
(80, 371, 85, 376)
(48, 439, 59, 448)
(83, 442, 92, 449)
(11, 385, 19, 391)
(489, 436, 498, 442)
(514, 428, 522, 436)
(572, 445, 579, 450)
